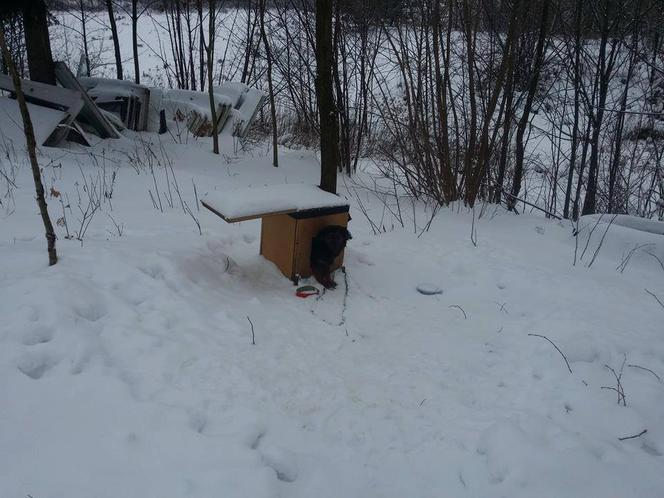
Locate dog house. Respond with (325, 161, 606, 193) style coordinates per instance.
(201, 184, 350, 282)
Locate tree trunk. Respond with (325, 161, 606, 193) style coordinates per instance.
(563, 0, 582, 219)
(508, 0, 551, 210)
(259, 0, 278, 167)
(495, 68, 515, 204)
(315, 0, 339, 194)
(106, 0, 123, 80)
(0, 26, 57, 265)
(79, 0, 91, 76)
(22, 0, 55, 85)
(207, 0, 219, 154)
(132, 0, 140, 84)
(465, 0, 523, 206)
(582, 18, 616, 216)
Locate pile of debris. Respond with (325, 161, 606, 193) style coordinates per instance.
(0, 62, 266, 147)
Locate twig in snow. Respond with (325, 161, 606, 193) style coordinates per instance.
(338, 266, 349, 326)
(587, 214, 618, 268)
(616, 243, 653, 273)
(470, 207, 478, 247)
(645, 289, 664, 309)
(148, 189, 158, 209)
(528, 333, 573, 374)
(192, 179, 200, 212)
(494, 301, 509, 314)
(183, 200, 202, 236)
(580, 215, 604, 262)
(106, 213, 124, 237)
(628, 364, 662, 383)
(645, 251, 664, 272)
(247, 316, 256, 346)
(449, 305, 467, 319)
(573, 217, 581, 266)
(602, 355, 627, 406)
(618, 429, 647, 441)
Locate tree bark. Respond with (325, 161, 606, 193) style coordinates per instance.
(132, 0, 140, 84)
(106, 0, 123, 80)
(207, 0, 219, 154)
(259, 0, 278, 167)
(315, 0, 339, 193)
(79, 0, 91, 76)
(22, 0, 55, 85)
(0, 26, 57, 265)
(508, 0, 551, 210)
(563, 0, 583, 219)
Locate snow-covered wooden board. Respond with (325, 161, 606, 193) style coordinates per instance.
(0, 74, 84, 115)
(0, 96, 69, 146)
(54, 62, 121, 139)
(201, 183, 349, 222)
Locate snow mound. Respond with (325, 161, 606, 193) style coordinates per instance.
(583, 214, 664, 236)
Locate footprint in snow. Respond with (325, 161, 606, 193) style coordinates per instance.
(72, 300, 107, 322)
(188, 411, 208, 434)
(260, 447, 298, 483)
(22, 325, 55, 346)
(249, 431, 297, 483)
(16, 352, 59, 380)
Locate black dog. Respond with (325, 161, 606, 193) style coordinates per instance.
(310, 225, 352, 289)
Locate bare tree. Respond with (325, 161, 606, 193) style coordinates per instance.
(0, 25, 57, 265)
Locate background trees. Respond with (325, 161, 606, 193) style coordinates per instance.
(3, 0, 664, 219)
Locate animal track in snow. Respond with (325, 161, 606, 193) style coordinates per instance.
(261, 451, 298, 483)
(16, 353, 58, 380)
(250, 433, 297, 483)
(72, 300, 107, 322)
(188, 411, 208, 434)
(22, 325, 55, 346)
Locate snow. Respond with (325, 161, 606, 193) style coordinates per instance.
(214, 83, 246, 108)
(0, 96, 68, 146)
(201, 183, 349, 221)
(1, 129, 663, 497)
(416, 283, 443, 295)
(583, 214, 664, 236)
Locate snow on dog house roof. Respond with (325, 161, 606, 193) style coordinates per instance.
(201, 184, 349, 222)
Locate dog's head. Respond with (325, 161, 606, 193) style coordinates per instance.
(313, 225, 352, 258)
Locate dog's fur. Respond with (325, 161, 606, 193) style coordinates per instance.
(310, 225, 352, 289)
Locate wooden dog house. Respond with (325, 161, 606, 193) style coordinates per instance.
(202, 184, 350, 282)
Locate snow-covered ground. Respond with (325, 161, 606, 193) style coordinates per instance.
(1, 120, 664, 497)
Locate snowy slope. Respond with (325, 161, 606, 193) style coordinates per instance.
(1, 130, 663, 498)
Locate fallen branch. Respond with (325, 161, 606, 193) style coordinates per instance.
(528, 333, 573, 374)
(500, 187, 562, 219)
(618, 429, 647, 441)
(338, 266, 349, 326)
